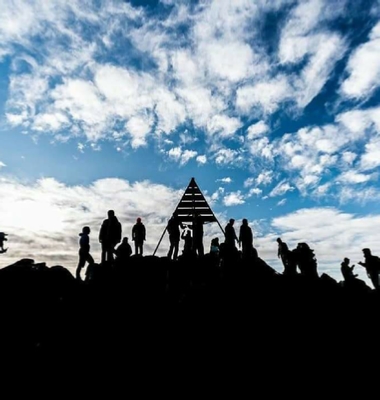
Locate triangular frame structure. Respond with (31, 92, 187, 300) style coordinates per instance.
(153, 177, 224, 256)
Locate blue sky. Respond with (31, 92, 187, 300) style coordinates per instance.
(1, 0, 380, 284)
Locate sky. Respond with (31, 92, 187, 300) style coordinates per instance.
(1, 0, 380, 284)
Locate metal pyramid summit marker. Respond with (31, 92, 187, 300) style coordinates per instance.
(153, 177, 224, 255)
(175, 177, 218, 223)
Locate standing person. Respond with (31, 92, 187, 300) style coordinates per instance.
(99, 210, 122, 263)
(76, 226, 94, 281)
(277, 238, 297, 276)
(132, 217, 146, 256)
(239, 219, 253, 259)
(224, 218, 239, 250)
(192, 214, 204, 257)
(167, 213, 184, 261)
(358, 248, 380, 290)
(181, 229, 193, 257)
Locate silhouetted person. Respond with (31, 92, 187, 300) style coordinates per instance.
(99, 210, 122, 263)
(225, 218, 239, 250)
(167, 213, 184, 260)
(192, 214, 204, 257)
(294, 242, 318, 278)
(132, 217, 146, 256)
(239, 219, 253, 259)
(76, 226, 94, 281)
(210, 237, 220, 256)
(341, 257, 358, 282)
(358, 248, 380, 290)
(0, 232, 8, 253)
(181, 229, 193, 257)
(277, 238, 297, 276)
(115, 237, 132, 263)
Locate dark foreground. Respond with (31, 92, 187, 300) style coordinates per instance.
(0, 254, 378, 390)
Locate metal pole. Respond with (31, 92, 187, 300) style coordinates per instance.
(153, 226, 167, 256)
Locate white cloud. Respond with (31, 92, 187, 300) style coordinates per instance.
(269, 180, 294, 197)
(341, 21, 380, 99)
(248, 187, 262, 197)
(341, 151, 357, 165)
(214, 148, 240, 165)
(199, 40, 255, 83)
(360, 136, 380, 171)
(126, 115, 153, 149)
(236, 76, 291, 114)
(338, 186, 380, 204)
(223, 191, 245, 206)
(247, 121, 269, 139)
(196, 155, 207, 165)
(207, 115, 242, 138)
(248, 136, 273, 159)
(216, 177, 233, 184)
(0, 162, 6, 169)
(279, 0, 346, 107)
(167, 147, 197, 166)
(277, 199, 287, 206)
(337, 170, 374, 184)
(294, 33, 346, 108)
(337, 107, 380, 134)
(244, 177, 255, 188)
(211, 187, 225, 201)
(256, 171, 273, 186)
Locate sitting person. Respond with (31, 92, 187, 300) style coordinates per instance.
(114, 237, 132, 264)
(210, 237, 220, 255)
(341, 257, 358, 282)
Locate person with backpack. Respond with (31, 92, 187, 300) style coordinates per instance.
(132, 217, 146, 256)
(358, 248, 380, 290)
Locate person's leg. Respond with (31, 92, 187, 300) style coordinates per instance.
(101, 243, 107, 263)
(139, 243, 143, 256)
(168, 237, 174, 259)
(197, 240, 204, 257)
(107, 245, 114, 262)
(370, 272, 380, 289)
(87, 252, 94, 265)
(173, 240, 179, 260)
(135, 241, 138, 255)
(76, 250, 86, 280)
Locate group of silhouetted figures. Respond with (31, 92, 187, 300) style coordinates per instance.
(2, 211, 380, 289)
(277, 237, 380, 289)
(76, 210, 146, 280)
(75, 211, 259, 281)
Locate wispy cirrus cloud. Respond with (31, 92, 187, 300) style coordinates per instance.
(341, 21, 380, 99)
